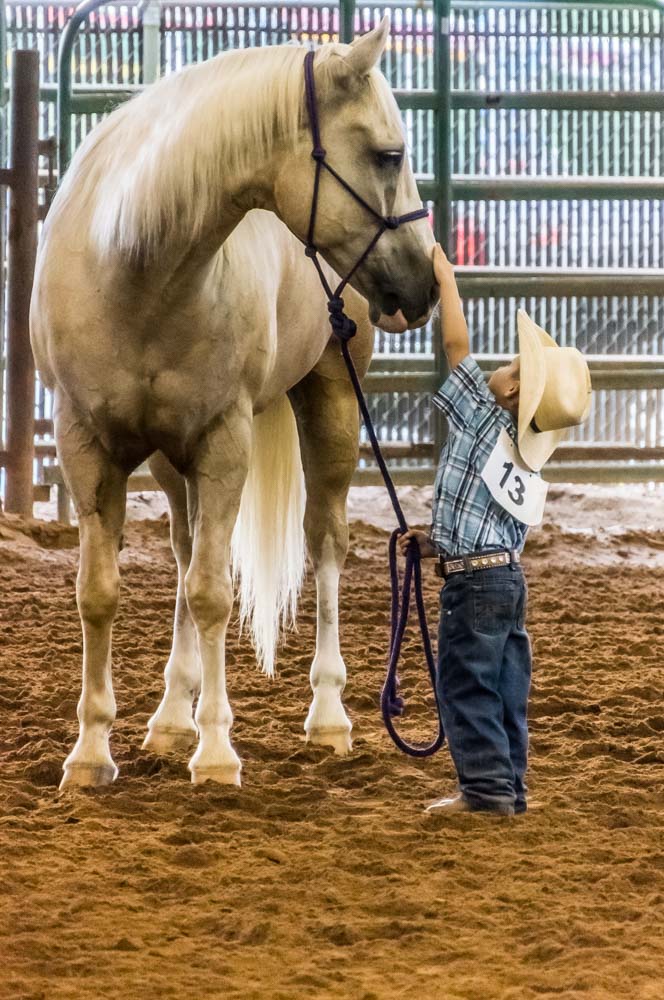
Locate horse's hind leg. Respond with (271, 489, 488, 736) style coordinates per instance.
(289, 369, 360, 756)
(184, 400, 252, 785)
(55, 391, 127, 789)
(143, 452, 199, 753)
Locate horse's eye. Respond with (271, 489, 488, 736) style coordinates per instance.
(375, 150, 404, 170)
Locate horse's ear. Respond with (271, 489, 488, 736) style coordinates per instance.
(345, 15, 390, 76)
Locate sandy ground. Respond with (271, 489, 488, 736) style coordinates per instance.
(1, 485, 663, 1000)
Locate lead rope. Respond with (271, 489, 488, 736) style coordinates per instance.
(302, 50, 444, 758)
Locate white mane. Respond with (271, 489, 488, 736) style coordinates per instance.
(57, 44, 312, 259)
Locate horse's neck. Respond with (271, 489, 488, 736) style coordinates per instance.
(84, 47, 303, 278)
(146, 171, 276, 290)
(40, 49, 298, 285)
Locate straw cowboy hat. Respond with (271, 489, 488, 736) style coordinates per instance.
(517, 309, 592, 472)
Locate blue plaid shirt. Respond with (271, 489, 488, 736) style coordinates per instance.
(430, 355, 529, 557)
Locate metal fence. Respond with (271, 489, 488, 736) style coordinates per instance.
(1, 0, 664, 501)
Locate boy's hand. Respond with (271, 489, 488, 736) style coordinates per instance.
(397, 529, 438, 559)
(433, 243, 454, 287)
(432, 242, 470, 370)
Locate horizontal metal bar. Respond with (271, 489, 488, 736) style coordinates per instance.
(398, 91, 664, 114)
(40, 83, 139, 106)
(416, 179, 438, 203)
(359, 441, 664, 462)
(554, 445, 664, 461)
(478, 356, 664, 389)
(44, 0, 652, 14)
(362, 372, 439, 393)
(370, 353, 664, 375)
(126, 473, 159, 493)
(452, 91, 664, 113)
(453, 176, 664, 200)
(359, 441, 434, 459)
(371, 355, 438, 372)
(69, 92, 137, 115)
(352, 465, 436, 487)
(476, 353, 664, 371)
(419, 177, 664, 204)
(395, 90, 438, 112)
(577, 371, 664, 389)
(40, 454, 664, 493)
(454, 0, 663, 10)
(544, 462, 664, 484)
(353, 461, 664, 487)
(362, 369, 664, 392)
(44, 86, 664, 117)
(455, 266, 664, 298)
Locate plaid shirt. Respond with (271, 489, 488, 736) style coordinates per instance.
(430, 355, 529, 557)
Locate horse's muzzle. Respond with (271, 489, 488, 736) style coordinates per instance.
(375, 280, 438, 331)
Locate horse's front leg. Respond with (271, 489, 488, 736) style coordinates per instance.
(184, 401, 252, 785)
(54, 391, 128, 789)
(143, 452, 200, 753)
(290, 368, 360, 756)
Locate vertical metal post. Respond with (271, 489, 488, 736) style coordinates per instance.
(0, 1, 7, 400)
(5, 51, 39, 516)
(435, 0, 452, 252)
(58, 0, 106, 176)
(433, 0, 452, 456)
(0, 1, 6, 119)
(340, 0, 356, 44)
(142, 0, 161, 85)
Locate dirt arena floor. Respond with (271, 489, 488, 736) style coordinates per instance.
(1, 484, 663, 1000)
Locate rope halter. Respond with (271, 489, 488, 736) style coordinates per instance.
(302, 49, 429, 340)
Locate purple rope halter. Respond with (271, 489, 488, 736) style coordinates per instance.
(302, 49, 444, 758)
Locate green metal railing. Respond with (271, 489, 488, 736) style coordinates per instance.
(0, 3, 6, 118)
(2, 1, 664, 493)
(57, 1, 139, 174)
(1, 1, 8, 465)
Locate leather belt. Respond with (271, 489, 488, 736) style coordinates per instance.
(435, 549, 520, 579)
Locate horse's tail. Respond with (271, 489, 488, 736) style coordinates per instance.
(231, 394, 306, 676)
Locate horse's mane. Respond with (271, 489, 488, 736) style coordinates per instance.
(57, 44, 316, 260)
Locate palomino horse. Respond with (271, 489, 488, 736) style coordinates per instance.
(146, 208, 374, 765)
(30, 20, 436, 789)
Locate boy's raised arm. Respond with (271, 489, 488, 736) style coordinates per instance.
(433, 244, 469, 370)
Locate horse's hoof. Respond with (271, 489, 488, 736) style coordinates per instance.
(59, 761, 118, 790)
(189, 764, 242, 787)
(142, 726, 197, 754)
(306, 727, 353, 756)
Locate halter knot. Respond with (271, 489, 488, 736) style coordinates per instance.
(304, 244, 317, 259)
(312, 146, 327, 162)
(327, 297, 357, 341)
(384, 216, 400, 230)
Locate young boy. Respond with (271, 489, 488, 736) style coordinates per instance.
(399, 245, 592, 816)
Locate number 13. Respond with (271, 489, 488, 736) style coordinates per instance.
(500, 461, 525, 506)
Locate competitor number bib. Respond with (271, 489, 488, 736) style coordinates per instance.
(481, 428, 549, 526)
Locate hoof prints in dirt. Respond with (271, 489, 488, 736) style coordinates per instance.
(1, 517, 664, 999)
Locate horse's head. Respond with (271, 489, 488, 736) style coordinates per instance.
(273, 19, 437, 331)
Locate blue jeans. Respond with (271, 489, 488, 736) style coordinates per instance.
(437, 563, 531, 814)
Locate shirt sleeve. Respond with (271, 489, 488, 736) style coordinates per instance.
(432, 355, 500, 432)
